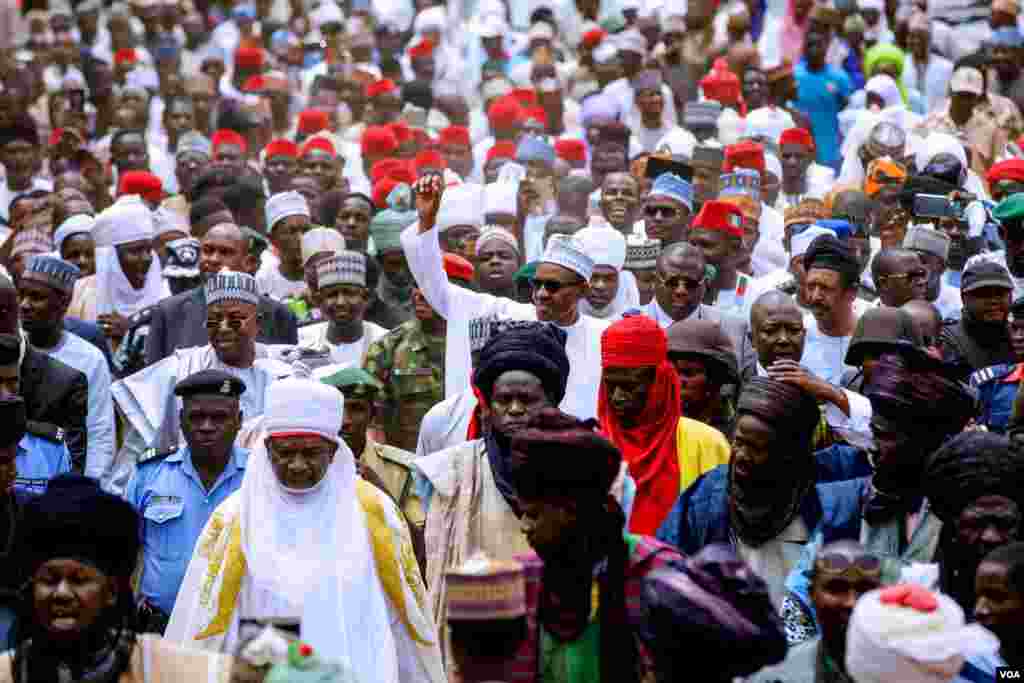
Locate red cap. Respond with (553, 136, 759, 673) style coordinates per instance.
(234, 46, 264, 70)
(264, 138, 298, 159)
(439, 126, 471, 147)
(581, 28, 606, 48)
(779, 127, 815, 149)
(300, 137, 336, 158)
(443, 253, 475, 283)
(487, 96, 524, 132)
(699, 58, 741, 106)
(114, 48, 138, 66)
(554, 138, 586, 163)
(371, 158, 404, 184)
(297, 109, 330, 136)
(723, 141, 765, 173)
(212, 129, 248, 155)
(508, 87, 539, 108)
(522, 106, 547, 126)
(388, 120, 412, 144)
(486, 140, 517, 163)
(365, 79, 398, 98)
(118, 170, 163, 203)
(362, 126, 399, 157)
(373, 177, 401, 209)
(414, 149, 446, 172)
(691, 200, 744, 238)
(241, 75, 266, 93)
(408, 38, 435, 59)
(988, 159, 1024, 184)
(411, 128, 433, 148)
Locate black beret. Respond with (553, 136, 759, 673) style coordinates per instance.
(174, 369, 247, 398)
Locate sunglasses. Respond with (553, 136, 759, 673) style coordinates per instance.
(206, 312, 257, 331)
(658, 274, 704, 291)
(817, 552, 882, 578)
(645, 205, 679, 219)
(529, 277, 583, 293)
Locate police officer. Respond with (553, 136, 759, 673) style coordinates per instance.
(125, 369, 248, 634)
(3, 395, 72, 501)
(971, 295, 1024, 433)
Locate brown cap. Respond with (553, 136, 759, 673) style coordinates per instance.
(666, 319, 739, 385)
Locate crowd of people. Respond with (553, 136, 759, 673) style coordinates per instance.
(2, 0, 1024, 679)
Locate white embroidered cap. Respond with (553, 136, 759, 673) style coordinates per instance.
(301, 227, 346, 266)
(541, 234, 595, 282)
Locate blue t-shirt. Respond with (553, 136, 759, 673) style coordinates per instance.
(795, 62, 853, 171)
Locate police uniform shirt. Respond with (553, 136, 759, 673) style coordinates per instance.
(14, 433, 71, 502)
(125, 445, 249, 614)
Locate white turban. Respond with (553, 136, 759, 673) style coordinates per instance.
(92, 195, 154, 248)
(436, 183, 484, 232)
(744, 107, 795, 145)
(263, 376, 343, 445)
(484, 182, 518, 217)
(53, 214, 95, 253)
(575, 223, 626, 270)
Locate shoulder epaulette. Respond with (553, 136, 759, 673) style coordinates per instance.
(376, 443, 414, 470)
(129, 305, 157, 329)
(25, 421, 63, 444)
(139, 444, 178, 465)
(970, 364, 1013, 387)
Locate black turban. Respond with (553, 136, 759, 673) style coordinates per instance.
(736, 377, 820, 456)
(509, 407, 621, 504)
(474, 321, 570, 405)
(0, 116, 38, 149)
(17, 474, 140, 581)
(922, 431, 1024, 523)
(864, 354, 975, 435)
(802, 235, 860, 284)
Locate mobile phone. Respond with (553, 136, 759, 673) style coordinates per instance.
(912, 193, 960, 220)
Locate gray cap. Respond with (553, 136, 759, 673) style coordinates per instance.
(903, 225, 950, 262)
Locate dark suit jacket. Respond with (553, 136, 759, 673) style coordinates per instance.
(144, 286, 299, 366)
(21, 346, 89, 472)
(64, 317, 114, 370)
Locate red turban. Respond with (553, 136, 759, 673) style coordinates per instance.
(554, 138, 586, 164)
(212, 129, 247, 155)
(439, 126, 471, 147)
(300, 137, 336, 158)
(388, 121, 412, 144)
(487, 96, 524, 132)
(362, 126, 399, 157)
(692, 200, 744, 237)
(365, 79, 398, 98)
(508, 87, 539, 108)
(987, 159, 1024, 184)
(373, 178, 401, 209)
(723, 141, 765, 173)
(370, 158, 408, 184)
(234, 46, 264, 70)
(264, 139, 298, 159)
(118, 170, 163, 203)
(581, 28, 606, 48)
(699, 58, 741, 106)
(408, 38, 435, 59)
(414, 149, 446, 172)
(443, 253, 475, 283)
(297, 109, 329, 135)
(598, 313, 682, 535)
(114, 48, 138, 66)
(241, 75, 265, 93)
(779, 127, 815, 150)
(486, 140, 517, 163)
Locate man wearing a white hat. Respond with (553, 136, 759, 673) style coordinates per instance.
(166, 376, 445, 681)
(404, 175, 611, 421)
(576, 221, 641, 320)
(256, 191, 312, 302)
(110, 270, 292, 492)
(435, 183, 484, 263)
(299, 251, 388, 365)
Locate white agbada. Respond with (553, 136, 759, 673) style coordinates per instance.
(297, 321, 388, 365)
(165, 378, 445, 682)
(92, 195, 168, 317)
(401, 223, 610, 420)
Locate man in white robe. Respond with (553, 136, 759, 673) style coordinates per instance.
(575, 222, 640, 321)
(401, 176, 611, 421)
(166, 376, 445, 681)
(110, 271, 292, 492)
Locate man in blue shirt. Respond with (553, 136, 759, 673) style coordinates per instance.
(0, 395, 70, 502)
(795, 31, 853, 171)
(125, 368, 249, 634)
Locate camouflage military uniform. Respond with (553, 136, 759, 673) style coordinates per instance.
(360, 438, 425, 530)
(363, 319, 445, 452)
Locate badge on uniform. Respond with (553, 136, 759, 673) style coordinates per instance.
(221, 380, 232, 395)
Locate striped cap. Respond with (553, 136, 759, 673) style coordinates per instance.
(205, 269, 260, 307)
(316, 250, 366, 289)
(446, 552, 526, 621)
(23, 255, 81, 293)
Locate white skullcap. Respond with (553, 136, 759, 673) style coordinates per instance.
(743, 106, 795, 145)
(656, 127, 697, 159)
(846, 587, 998, 683)
(436, 183, 484, 232)
(53, 214, 95, 252)
(152, 206, 190, 238)
(264, 376, 344, 445)
(614, 28, 648, 55)
(92, 195, 154, 248)
(266, 191, 311, 233)
(576, 223, 626, 270)
(476, 225, 520, 255)
(592, 41, 619, 65)
(301, 227, 346, 266)
(484, 182, 518, 217)
(791, 225, 837, 259)
(311, 0, 343, 28)
(542, 234, 595, 282)
(764, 152, 783, 180)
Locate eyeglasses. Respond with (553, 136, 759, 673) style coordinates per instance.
(529, 277, 583, 293)
(657, 274, 704, 291)
(206, 312, 257, 331)
(816, 552, 882, 578)
(644, 205, 679, 220)
(882, 269, 927, 283)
